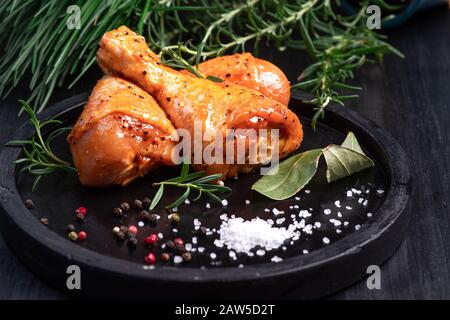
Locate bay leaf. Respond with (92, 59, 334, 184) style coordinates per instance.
(341, 131, 364, 154)
(251, 149, 323, 200)
(323, 143, 374, 183)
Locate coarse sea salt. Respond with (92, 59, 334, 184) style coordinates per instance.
(272, 208, 284, 215)
(271, 256, 283, 263)
(174, 256, 183, 264)
(218, 217, 296, 253)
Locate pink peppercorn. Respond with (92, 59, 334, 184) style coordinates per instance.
(75, 206, 87, 217)
(78, 231, 87, 241)
(128, 225, 138, 235)
(174, 237, 184, 246)
(144, 233, 158, 245)
(144, 253, 156, 265)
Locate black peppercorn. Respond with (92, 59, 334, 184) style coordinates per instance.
(139, 210, 151, 221)
(134, 199, 143, 210)
(148, 213, 158, 224)
(165, 240, 175, 251)
(127, 236, 138, 247)
(76, 213, 85, 221)
(182, 252, 192, 262)
(175, 243, 187, 254)
(113, 207, 123, 217)
(116, 231, 126, 240)
(120, 202, 130, 212)
(120, 226, 128, 234)
(142, 197, 152, 207)
(24, 199, 34, 209)
(66, 224, 76, 232)
(160, 252, 170, 262)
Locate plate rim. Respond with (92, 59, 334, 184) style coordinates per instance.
(0, 92, 412, 286)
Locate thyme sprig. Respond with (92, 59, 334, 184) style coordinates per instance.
(150, 162, 231, 210)
(7, 101, 76, 190)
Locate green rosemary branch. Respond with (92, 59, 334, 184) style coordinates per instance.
(7, 101, 76, 190)
(0, 0, 403, 128)
(150, 162, 231, 209)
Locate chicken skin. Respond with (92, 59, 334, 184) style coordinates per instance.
(184, 53, 291, 105)
(97, 26, 303, 179)
(68, 76, 176, 186)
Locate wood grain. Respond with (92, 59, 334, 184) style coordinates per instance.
(0, 8, 449, 299)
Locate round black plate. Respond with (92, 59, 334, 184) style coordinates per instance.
(0, 93, 411, 299)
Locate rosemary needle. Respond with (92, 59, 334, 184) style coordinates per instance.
(150, 163, 231, 210)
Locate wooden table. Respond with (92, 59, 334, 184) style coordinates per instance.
(0, 8, 449, 299)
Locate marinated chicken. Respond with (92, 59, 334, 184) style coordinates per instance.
(185, 53, 291, 105)
(97, 26, 303, 179)
(68, 76, 176, 186)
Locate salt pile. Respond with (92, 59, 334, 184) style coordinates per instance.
(219, 217, 296, 253)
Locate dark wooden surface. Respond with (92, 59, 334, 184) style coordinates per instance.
(0, 8, 449, 300)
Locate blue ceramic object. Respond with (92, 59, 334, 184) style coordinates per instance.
(340, 0, 448, 28)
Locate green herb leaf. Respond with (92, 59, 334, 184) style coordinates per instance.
(178, 161, 190, 182)
(206, 75, 224, 83)
(251, 149, 323, 200)
(150, 184, 164, 210)
(323, 133, 374, 183)
(166, 186, 190, 209)
(341, 131, 364, 154)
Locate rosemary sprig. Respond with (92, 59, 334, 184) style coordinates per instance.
(7, 100, 76, 190)
(149, 162, 231, 209)
(0, 0, 403, 128)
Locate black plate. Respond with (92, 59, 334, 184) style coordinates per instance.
(0, 93, 412, 299)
